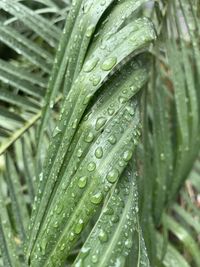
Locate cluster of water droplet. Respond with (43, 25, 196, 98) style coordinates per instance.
(73, 165, 139, 266)
(27, 0, 157, 264)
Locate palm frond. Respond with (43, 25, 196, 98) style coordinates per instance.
(0, 0, 199, 266)
(0, 0, 66, 154)
(138, 0, 200, 265)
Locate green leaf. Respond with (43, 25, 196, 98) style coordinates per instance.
(165, 214, 200, 267)
(156, 233, 190, 267)
(28, 13, 155, 261)
(36, 0, 84, 156)
(30, 100, 142, 266)
(0, 23, 53, 73)
(73, 163, 145, 267)
(0, 0, 61, 47)
(4, 154, 29, 241)
(0, 59, 47, 88)
(0, 176, 21, 267)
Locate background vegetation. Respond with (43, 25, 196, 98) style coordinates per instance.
(0, 0, 199, 266)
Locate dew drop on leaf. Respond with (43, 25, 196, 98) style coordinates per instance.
(84, 132, 94, 143)
(77, 148, 83, 158)
(104, 206, 114, 215)
(108, 134, 117, 144)
(53, 221, 58, 228)
(74, 219, 84, 234)
(60, 243, 65, 251)
(55, 204, 63, 215)
(83, 94, 92, 105)
(118, 160, 125, 167)
(106, 169, 119, 183)
(111, 215, 119, 223)
(84, 58, 99, 72)
(95, 147, 103, 159)
(74, 259, 83, 267)
(39, 172, 43, 182)
(108, 107, 115, 115)
(118, 96, 126, 104)
(72, 119, 78, 129)
(78, 176, 87, 188)
(53, 126, 62, 137)
(98, 229, 108, 243)
(125, 238, 133, 249)
(40, 239, 47, 255)
(95, 117, 107, 130)
(160, 153, 165, 161)
(92, 254, 98, 263)
(90, 192, 103, 204)
(92, 75, 101, 86)
(100, 0, 106, 6)
(101, 57, 117, 71)
(69, 232, 75, 241)
(87, 162, 96, 172)
(86, 25, 95, 37)
(123, 150, 133, 161)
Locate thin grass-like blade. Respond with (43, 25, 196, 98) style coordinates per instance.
(165, 214, 200, 267)
(156, 233, 190, 267)
(0, 23, 53, 73)
(0, 176, 21, 267)
(4, 155, 29, 241)
(0, 0, 60, 47)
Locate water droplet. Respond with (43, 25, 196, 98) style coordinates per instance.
(90, 192, 103, 204)
(85, 132, 94, 143)
(75, 219, 84, 234)
(104, 207, 114, 215)
(39, 172, 43, 182)
(83, 93, 92, 105)
(60, 243, 65, 251)
(92, 254, 98, 263)
(74, 259, 83, 267)
(84, 58, 99, 72)
(123, 150, 132, 162)
(118, 160, 125, 167)
(53, 221, 58, 228)
(126, 105, 135, 116)
(98, 229, 108, 242)
(95, 147, 103, 159)
(118, 96, 126, 104)
(69, 232, 75, 241)
(101, 57, 117, 71)
(40, 239, 47, 255)
(160, 153, 165, 161)
(95, 117, 106, 130)
(87, 162, 96, 172)
(108, 108, 115, 115)
(77, 148, 83, 158)
(106, 169, 119, 183)
(104, 184, 111, 192)
(72, 119, 78, 129)
(53, 126, 62, 137)
(50, 100, 54, 108)
(86, 25, 95, 37)
(100, 0, 106, 6)
(125, 238, 133, 249)
(108, 134, 117, 144)
(55, 204, 63, 215)
(91, 75, 101, 86)
(111, 215, 119, 223)
(78, 176, 87, 188)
